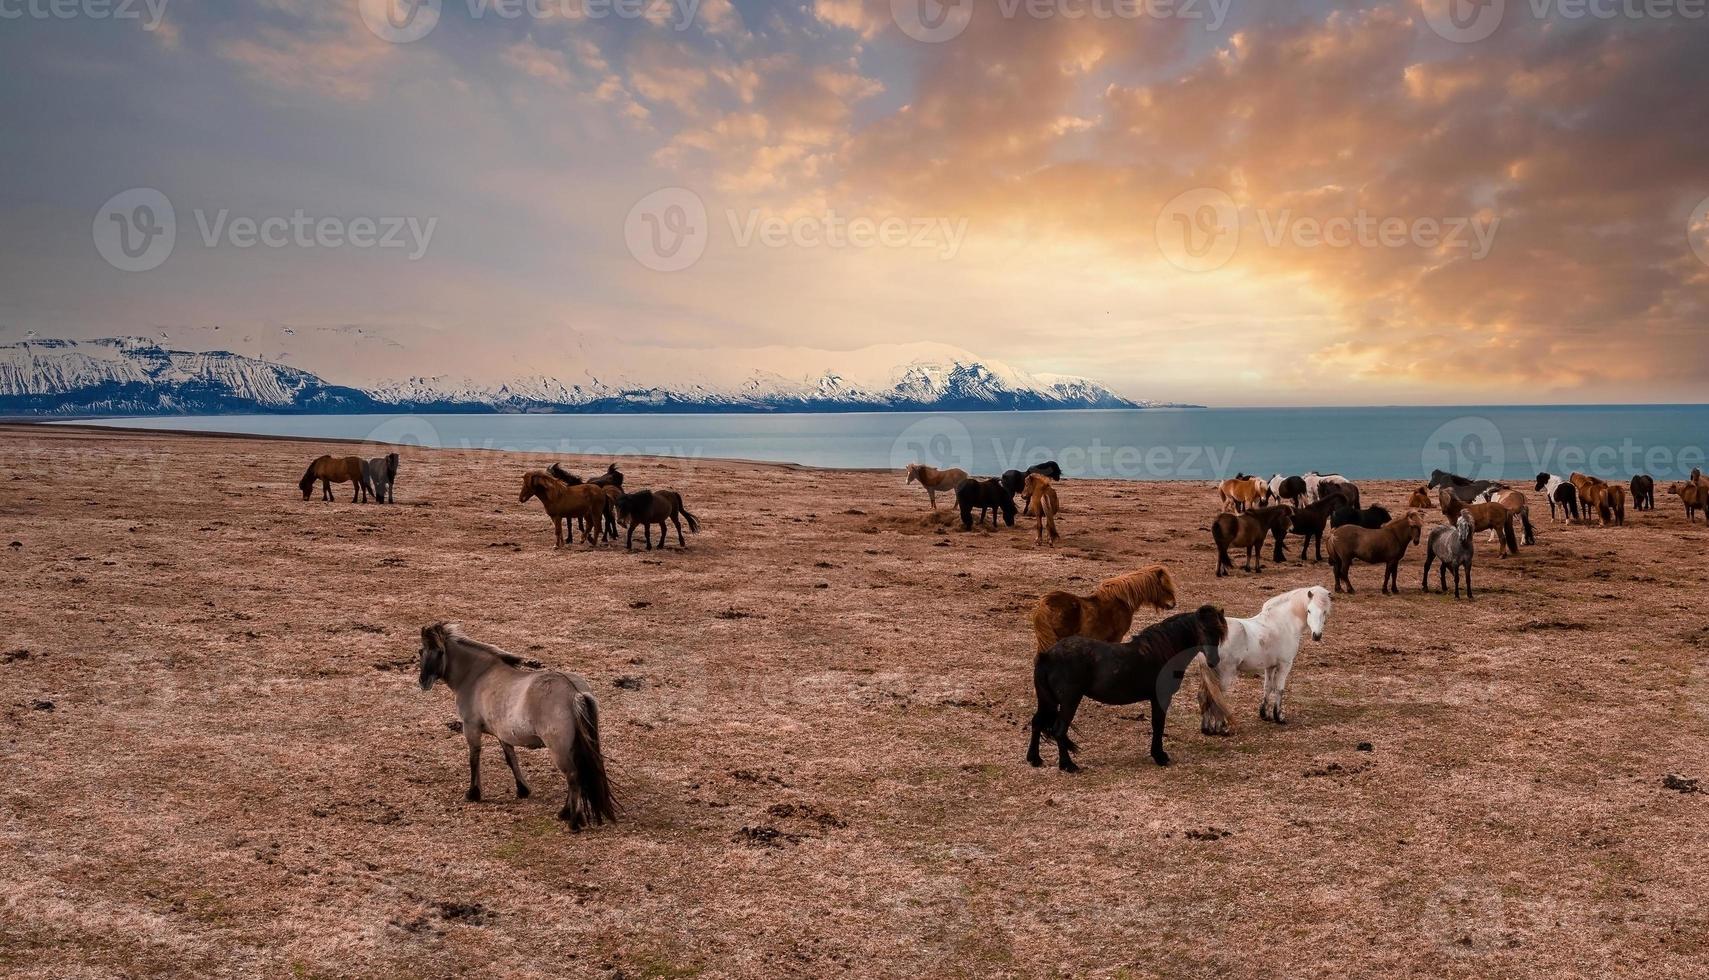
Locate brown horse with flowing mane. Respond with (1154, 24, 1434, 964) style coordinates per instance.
(905, 463, 968, 510)
(1029, 565, 1178, 653)
(519, 472, 609, 548)
(299, 454, 373, 502)
(1327, 511, 1424, 594)
(1023, 473, 1060, 547)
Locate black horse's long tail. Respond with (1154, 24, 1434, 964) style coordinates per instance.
(1520, 509, 1535, 545)
(1502, 516, 1519, 554)
(571, 693, 618, 826)
(1030, 656, 1077, 749)
(1211, 519, 1232, 573)
(679, 505, 700, 534)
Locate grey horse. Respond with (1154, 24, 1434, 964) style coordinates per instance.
(364, 452, 399, 504)
(1421, 513, 1475, 599)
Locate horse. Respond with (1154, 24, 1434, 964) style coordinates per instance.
(1000, 470, 1027, 496)
(1440, 490, 1519, 556)
(1029, 565, 1178, 653)
(614, 489, 700, 550)
(1287, 491, 1349, 563)
(1474, 487, 1536, 545)
(1630, 474, 1656, 511)
(1406, 486, 1435, 510)
(1218, 475, 1269, 513)
(1327, 510, 1424, 595)
(364, 452, 399, 504)
(1198, 587, 1332, 734)
(1026, 461, 1063, 481)
(1245, 504, 1294, 562)
(1421, 512, 1476, 600)
(1028, 605, 1228, 771)
(1330, 503, 1392, 530)
(299, 454, 373, 503)
(1268, 474, 1308, 508)
(1430, 470, 1504, 503)
(1533, 473, 1581, 522)
(1667, 481, 1707, 522)
(1580, 481, 1626, 527)
(1569, 472, 1607, 510)
(1023, 473, 1060, 547)
(1304, 471, 1353, 504)
(416, 622, 617, 831)
(519, 472, 607, 548)
(905, 464, 968, 510)
(956, 477, 1016, 530)
(1212, 506, 1292, 576)
(547, 463, 583, 485)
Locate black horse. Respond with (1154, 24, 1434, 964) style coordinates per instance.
(1000, 469, 1027, 495)
(1330, 503, 1392, 530)
(614, 489, 699, 550)
(1275, 474, 1308, 506)
(1026, 461, 1063, 481)
(1288, 491, 1349, 562)
(1630, 474, 1655, 511)
(1243, 503, 1295, 562)
(1029, 605, 1227, 771)
(1429, 469, 1503, 502)
(955, 477, 1016, 530)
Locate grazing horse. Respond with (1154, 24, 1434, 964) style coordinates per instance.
(905, 464, 968, 510)
(520, 472, 607, 548)
(416, 622, 616, 831)
(615, 489, 699, 550)
(1534, 473, 1581, 522)
(1330, 503, 1392, 530)
(1630, 474, 1656, 511)
(1218, 475, 1269, 513)
(1028, 605, 1228, 771)
(1327, 511, 1424, 595)
(1023, 473, 1061, 547)
(364, 452, 399, 504)
(1212, 506, 1291, 575)
(1198, 587, 1332, 734)
(1029, 565, 1178, 653)
(299, 454, 373, 502)
(1440, 491, 1520, 556)
(1580, 481, 1626, 527)
(1421, 513, 1476, 600)
(1287, 491, 1349, 563)
(956, 477, 1017, 530)
(1268, 474, 1308, 508)
(1474, 487, 1536, 545)
(1667, 481, 1707, 522)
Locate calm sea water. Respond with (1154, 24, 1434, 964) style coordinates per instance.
(77, 406, 1709, 482)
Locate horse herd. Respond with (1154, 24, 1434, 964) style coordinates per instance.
(294, 447, 1705, 828)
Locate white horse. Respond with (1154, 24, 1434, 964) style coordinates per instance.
(1198, 586, 1333, 733)
(1303, 471, 1348, 502)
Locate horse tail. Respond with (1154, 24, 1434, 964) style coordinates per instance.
(1197, 657, 1233, 730)
(1211, 518, 1232, 572)
(679, 504, 700, 534)
(571, 693, 619, 826)
(1031, 654, 1060, 741)
(1519, 508, 1535, 545)
(1502, 516, 1518, 554)
(1029, 596, 1066, 653)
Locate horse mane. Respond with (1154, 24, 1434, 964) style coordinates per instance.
(548, 463, 582, 485)
(1127, 605, 1224, 659)
(1094, 566, 1174, 611)
(425, 621, 530, 667)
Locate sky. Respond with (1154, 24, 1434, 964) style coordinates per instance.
(1, 0, 1707, 406)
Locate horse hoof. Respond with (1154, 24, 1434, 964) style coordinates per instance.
(516, 785, 531, 798)
(1152, 753, 1171, 767)
(466, 788, 481, 803)
(1059, 760, 1081, 774)
(1027, 754, 1043, 768)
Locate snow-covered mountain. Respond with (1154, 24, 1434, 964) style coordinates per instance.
(0, 337, 1172, 416)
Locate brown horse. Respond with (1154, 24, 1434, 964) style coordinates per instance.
(1327, 511, 1424, 594)
(1580, 481, 1626, 526)
(1029, 565, 1178, 653)
(1407, 486, 1435, 509)
(1211, 506, 1291, 576)
(1218, 475, 1268, 513)
(1668, 481, 1707, 521)
(1024, 473, 1060, 547)
(1440, 490, 1520, 556)
(299, 454, 373, 502)
(905, 464, 968, 510)
(519, 472, 608, 548)
(614, 489, 700, 550)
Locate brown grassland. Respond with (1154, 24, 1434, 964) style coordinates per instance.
(2, 424, 1706, 979)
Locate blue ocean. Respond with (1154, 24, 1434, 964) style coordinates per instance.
(78, 405, 1709, 483)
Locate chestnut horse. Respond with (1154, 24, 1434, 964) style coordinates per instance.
(1029, 565, 1178, 652)
(1579, 481, 1626, 526)
(1440, 490, 1519, 556)
(1212, 505, 1294, 576)
(1023, 473, 1060, 547)
(1218, 475, 1269, 513)
(1327, 511, 1424, 595)
(905, 463, 968, 510)
(299, 454, 373, 502)
(1668, 481, 1707, 521)
(519, 472, 608, 548)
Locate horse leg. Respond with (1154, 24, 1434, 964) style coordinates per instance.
(654, 521, 666, 549)
(502, 743, 531, 798)
(1421, 553, 1434, 593)
(1463, 563, 1473, 601)
(1053, 693, 1084, 773)
(625, 522, 635, 550)
(465, 733, 483, 802)
(672, 511, 685, 547)
(1270, 659, 1294, 724)
(1149, 695, 1171, 766)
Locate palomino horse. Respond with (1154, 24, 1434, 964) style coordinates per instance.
(1218, 475, 1269, 512)
(364, 452, 399, 504)
(614, 489, 699, 550)
(1198, 586, 1332, 734)
(905, 464, 968, 510)
(1029, 565, 1178, 653)
(299, 454, 373, 502)
(416, 622, 617, 830)
(1421, 513, 1476, 600)
(1029, 605, 1227, 770)
(519, 472, 608, 548)
(1440, 490, 1519, 556)
(1023, 473, 1060, 547)
(1534, 473, 1580, 522)
(1327, 511, 1424, 594)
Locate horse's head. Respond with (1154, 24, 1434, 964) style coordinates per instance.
(418, 623, 450, 691)
(905, 464, 921, 486)
(1154, 568, 1178, 611)
(1303, 587, 1331, 642)
(519, 473, 541, 504)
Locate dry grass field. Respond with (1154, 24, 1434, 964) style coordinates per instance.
(2, 424, 1706, 979)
